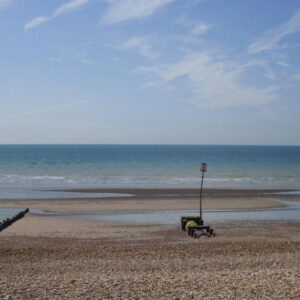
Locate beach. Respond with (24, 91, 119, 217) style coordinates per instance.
(0, 218, 299, 299)
(2, 0, 300, 297)
(0, 188, 299, 299)
(0, 188, 293, 213)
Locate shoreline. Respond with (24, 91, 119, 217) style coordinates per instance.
(0, 187, 296, 213)
(1, 188, 299, 298)
(48, 187, 300, 198)
(2, 212, 300, 239)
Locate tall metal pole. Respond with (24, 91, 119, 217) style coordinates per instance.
(199, 171, 204, 220)
(200, 163, 207, 222)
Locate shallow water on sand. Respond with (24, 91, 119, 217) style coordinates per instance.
(0, 208, 23, 222)
(31, 200, 300, 225)
(0, 188, 133, 200)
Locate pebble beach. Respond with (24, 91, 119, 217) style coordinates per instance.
(0, 222, 299, 299)
(0, 189, 299, 299)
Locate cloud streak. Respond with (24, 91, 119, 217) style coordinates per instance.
(25, 16, 51, 30)
(0, 0, 12, 9)
(136, 52, 279, 109)
(191, 23, 213, 36)
(25, 0, 89, 30)
(102, 0, 174, 24)
(248, 10, 300, 54)
(175, 16, 213, 36)
(292, 73, 300, 81)
(120, 37, 159, 60)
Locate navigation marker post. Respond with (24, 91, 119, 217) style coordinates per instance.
(199, 163, 207, 223)
(180, 162, 215, 238)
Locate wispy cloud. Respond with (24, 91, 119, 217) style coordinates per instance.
(25, 0, 89, 30)
(252, 60, 276, 80)
(0, 0, 12, 9)
(248, 10, 300, 54)
(292, 73, 300, 81)
(276, 60, 290, 67)
(54, 41, 97, 66)
(102, 0, 174, 24)
(53, 0, 88, 16)
(136, 52, 279, 109)
(120, 37, 159, 60)
(191, 23, 213, 36)
(25, 16, 51, 30)
(50, 57, 62, 63)
(276, 54, 290, 67)
(175, 15, 213, 36)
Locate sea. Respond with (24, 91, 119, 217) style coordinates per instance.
(0, 144, 299, 193)
(1, 145, 300, 223)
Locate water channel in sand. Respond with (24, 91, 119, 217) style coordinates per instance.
(25, 199, 300, 225)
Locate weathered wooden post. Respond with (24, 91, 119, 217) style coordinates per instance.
(0, 208, 29, 232)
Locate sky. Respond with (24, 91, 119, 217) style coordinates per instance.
(0, 0, 300, 145)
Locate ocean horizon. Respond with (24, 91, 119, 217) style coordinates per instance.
(0, 144, 299, 194)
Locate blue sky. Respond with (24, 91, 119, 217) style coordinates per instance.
(1, 0, 300, 145)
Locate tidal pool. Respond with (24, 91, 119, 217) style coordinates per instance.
(31, 200, 300, 225)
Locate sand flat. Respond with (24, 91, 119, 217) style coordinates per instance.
(0, 197, 284, 213)
(0, 214, 167, 239)
(0, 188, 293, 213)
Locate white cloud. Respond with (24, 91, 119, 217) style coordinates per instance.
(50, 57, 62, 63)
(120, 37, 159, 60)
(191, 23, 213, 36)
(136, 52, 279, 109)
(54, 0, 88, 16)
(292, 73, 300, 81)
(0, 0, 12, 9)
(102, 0, 174, 24)
(276, 60, 290, 67)
(251, 60, 275, 80)
(176, 16, 213, 36)
(24, 0, 89, 30)
(276, 54, 290, 67)
(54, 42, 95, 66)
(25, 16, 51, 30)
(248, 10, 300, 54)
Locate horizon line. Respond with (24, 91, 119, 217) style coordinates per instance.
(0, 143, 299, 147)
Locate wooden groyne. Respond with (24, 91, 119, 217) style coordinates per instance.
(0, 208, 29, 232)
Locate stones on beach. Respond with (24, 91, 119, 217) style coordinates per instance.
(1, 230, 299, 299)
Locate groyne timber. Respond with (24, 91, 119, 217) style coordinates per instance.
(0, 208, 29, 232)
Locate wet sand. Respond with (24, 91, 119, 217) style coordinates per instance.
(0, 188, 293, 213)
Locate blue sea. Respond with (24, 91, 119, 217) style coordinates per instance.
(0, 145, 300, 223)
(0, 145, 299, 193)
